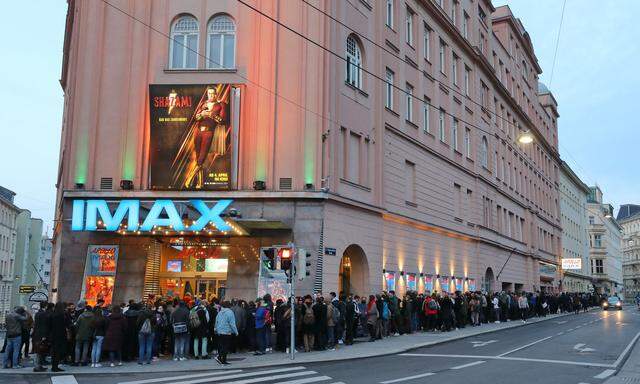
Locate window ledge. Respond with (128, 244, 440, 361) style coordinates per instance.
(406, 201, 418, 208)
(340, 178, 371, 192)
(385, 106, 400, 117)
(345, 81, 369, 97)
(406, 120, 419, 129)
(164, 68, 238, 74)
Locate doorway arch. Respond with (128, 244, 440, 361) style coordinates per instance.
(484, 267, 495, 293)
(338, 244, 369, 297)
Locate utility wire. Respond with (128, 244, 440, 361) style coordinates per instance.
(548, 0, 567, 89)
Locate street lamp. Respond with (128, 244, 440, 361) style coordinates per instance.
(518, 130, 534, 144)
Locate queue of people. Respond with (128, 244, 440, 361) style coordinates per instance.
(1, 290, 601, 371)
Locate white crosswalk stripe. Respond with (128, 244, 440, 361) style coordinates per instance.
(117, 366, 335, 384)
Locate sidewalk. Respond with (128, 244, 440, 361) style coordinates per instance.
(1, 313, 571, 375)
(604, 331, 640, 384)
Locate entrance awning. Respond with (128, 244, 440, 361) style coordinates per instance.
(233, 219, 290, 234)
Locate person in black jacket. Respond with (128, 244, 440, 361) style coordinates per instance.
(136, 305, 157, 365)
(91, 307, 107, 367)
(123, 303, 140, 361)
(312, 296, 327, 350)
(32, 302, 51, 372)
(50, 302, 69, 372)
(190, 301, 209, 359)
(439, 294, 454, 332)
(344, 295, 357, 345)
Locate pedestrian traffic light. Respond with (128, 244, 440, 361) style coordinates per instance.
(279, 248, 292, 271)
(261, 247, 276, 270)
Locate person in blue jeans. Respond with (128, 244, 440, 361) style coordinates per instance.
(91, 307, 107, 367)
(170, 301, 190, 361)
(254, 299, 269, 355)
(136, 305, 157, 365)
(3, 307, 26, 369)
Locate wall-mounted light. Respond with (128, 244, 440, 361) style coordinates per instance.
(465, 277, 469, 281)
(419, 272, 424, 277)
(75, 183, 85, 190)
(451, 275, 456, 280)
(400, 271, 405, 276)
(436, 274, 441, 279)
(382, 269, 386, 274)
(304, 183, 314, 190)
(120, 179, 133, 190)
(253, 180, 266, 190)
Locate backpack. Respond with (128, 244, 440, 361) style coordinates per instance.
(140, 318, 152, 334)
(303, 305, 315, 325)
(428, 299, 438, 310)
(189, 309, 201, 329)
(382, 301, 390, 320)
(331, 304, 340, 324)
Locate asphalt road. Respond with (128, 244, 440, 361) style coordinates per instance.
(5, 308, 640, 384)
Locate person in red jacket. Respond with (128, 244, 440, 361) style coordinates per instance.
(422, 293, 439, 331)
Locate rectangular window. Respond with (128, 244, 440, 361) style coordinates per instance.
(479, 32, 485, 54)
(405, 161, 416, 204)
(423, 98, 430, 133)
(439, 40, 446, 74)
(405, 7, 414, 46)
(385, 68, 394, 109)
(439, 109, 446, 142)
(348, 132, 361, 183)
(594, 234, 602, 248)
(405, 83, 413, 121)
(454, 184, 462, 219)
(451, 1, 458, 25)
(452, 53, 458, 86)
(463, 12, 469, 38)
(464, 66, 470, 96)
(452, 118, 459, 151)
(464, 127, 471, 157)
(423, 25, 431, 60)
(589, 216, 595, 225)
(386, 0, 394, 28)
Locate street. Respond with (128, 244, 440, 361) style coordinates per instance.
(3, 309, 638, 384)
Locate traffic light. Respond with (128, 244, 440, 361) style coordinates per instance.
(279, 248, 292, 271)
(297, 248, 312, 280)
(261, 247, 276, 270)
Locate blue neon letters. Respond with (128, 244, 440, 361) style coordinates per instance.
(71, 199, 233, 232)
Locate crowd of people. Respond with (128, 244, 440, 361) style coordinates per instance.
(1, 290, 604, 371)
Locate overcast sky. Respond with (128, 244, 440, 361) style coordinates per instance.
(1, 1, 638, 235)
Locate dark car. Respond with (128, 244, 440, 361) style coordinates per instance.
(602, 296, 622, 311)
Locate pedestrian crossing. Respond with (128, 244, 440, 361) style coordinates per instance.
(116, 366, 342, 384)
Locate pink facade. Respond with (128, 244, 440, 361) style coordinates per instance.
(52, 0, 562, 303)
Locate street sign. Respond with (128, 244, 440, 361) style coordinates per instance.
(19, 285, 36, 294)
(324, 247, 336, 256)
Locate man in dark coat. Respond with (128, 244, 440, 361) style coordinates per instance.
(439, 294, 454, 332)
(49, 302, 69, 372)
(344, 295, 357, 345)
(312, 296, 327, 350)
(103, 306, 127, 366)
(123, 303, 140, 361)
(32, 302, 51, 372)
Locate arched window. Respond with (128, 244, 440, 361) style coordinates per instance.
(207, 15, 236, 69)
(346, 35, 363, 89)
(169, 15, 199, 69)
(480, 136, 489, 168)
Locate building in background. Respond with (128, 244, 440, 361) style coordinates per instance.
(0, 186, 19, 324)
(617, 204, 640, 300)
(39, 237, 53, 287)
(558, 161, 591, 293)
(11, 211, 44, 308)
(587, 186, 623, 297)
(52, 0, 562, 305)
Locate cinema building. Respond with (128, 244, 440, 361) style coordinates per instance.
(52, 0, 562, 305)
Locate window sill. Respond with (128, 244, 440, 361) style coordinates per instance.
(164, 68, 238, 73)
(453, 149, 463, 157)
(423, 130, 434, 138)
(454, 217, 463, 223)
(406, 120, 419, 129)
(340, 178, 371, 192)
(344, 81, 369, 97)
(440, 141, 450, 148)
(385, 106, 400, 117)
(406, 43, 416, 51)
(406, 201, 418, 208)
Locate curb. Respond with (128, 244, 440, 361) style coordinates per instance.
(1, 312, 575, 375)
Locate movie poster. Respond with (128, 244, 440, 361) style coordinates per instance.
(385, 272, 396, 292)
(424, 275, 434, 292)
(455, 278, 463, 292)
(149, 84, 234, 190)
(440, 276, 450, 293)
(407, 273, 417, 292)
(82, 245, 119, 306)
(468, 278, 477, 292)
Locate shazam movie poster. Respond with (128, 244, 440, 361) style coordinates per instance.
(149, 84, 233, 190)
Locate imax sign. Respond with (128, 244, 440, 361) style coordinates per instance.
(71, 199, 233, 232)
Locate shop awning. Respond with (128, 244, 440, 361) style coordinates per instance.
(233, 219, 290, 233)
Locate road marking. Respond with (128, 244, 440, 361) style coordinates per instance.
(470, 340, 498, 347)
(51, 376, 79, 384)
(380, 372, 435, 383)
(399, 354, 614, 368)
(118, 367, 303, 384)
(556, 332, 564, 336)
(497, 336, 553, 357)
(194, 371, 317, 384)
(450, 361, 486, 370)
(613, 330, 640, 367)
(593, 369, 616, 379)
(573, 343, 595, 353)
(554, 321, 568, 324)
(274, 376, 332, 384)
(575, 325, 582, 329)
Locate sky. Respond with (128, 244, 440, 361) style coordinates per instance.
(0, 1, 638, 235)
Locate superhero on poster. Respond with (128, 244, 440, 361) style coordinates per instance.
(149, 84, 233, 190)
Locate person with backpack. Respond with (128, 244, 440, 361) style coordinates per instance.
(366, 295, 379, 342)
(73, 305, 94, 366)
(190, 300, 210, 359)
(170, 301, 190, 361)
(136, 304, 157, 365)
(312, 296, 328, 350)
(254, 299, 270, 355)
(381, 295, 391, 337)
(344, 295, 357, 345)
(326, 297, 337, 350)
(301, 295, 316, 352)
(90, 306, 107, 367)
(423, 293, 439, 331)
